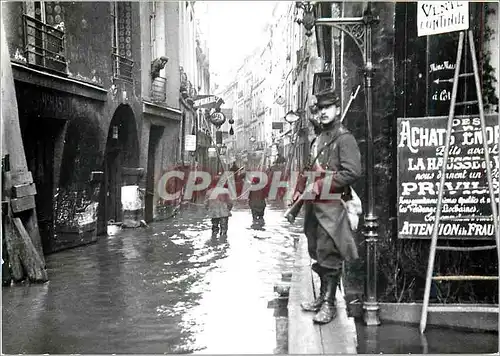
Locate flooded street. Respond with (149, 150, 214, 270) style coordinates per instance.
(355, 321, 498, 354)
(2, 204, 303, 354)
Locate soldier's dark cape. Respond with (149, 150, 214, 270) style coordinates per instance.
(303, 123, 362, 261)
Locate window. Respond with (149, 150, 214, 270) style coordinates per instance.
(149, 1, 166, 102)
(22, 1, 67, 73)
(149, 1, 156, 60)
(111, 1, 134, 82)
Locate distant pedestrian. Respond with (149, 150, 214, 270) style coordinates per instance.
(248, 176, 266, 227)
(230, 162, 239, 173)
(205, 176, 233, 240)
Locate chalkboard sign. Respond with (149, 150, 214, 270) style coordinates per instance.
(397, 115, 499, 240)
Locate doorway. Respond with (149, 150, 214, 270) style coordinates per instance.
(20, 117, 65, 252)
(102, 105, 139, 226)
(145, 125, 165, 222)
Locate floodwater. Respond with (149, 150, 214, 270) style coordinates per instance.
(2, 204, 303, 354)
(356, 320, 498, 354)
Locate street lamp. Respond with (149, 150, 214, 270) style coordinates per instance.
(296, 1, 381, 326)
(284, 110, 301, 124)
(295, 1, 316, 37)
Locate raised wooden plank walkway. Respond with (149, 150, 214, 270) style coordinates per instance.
(288, 236, 358, 354)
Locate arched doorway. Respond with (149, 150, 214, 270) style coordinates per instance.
(103, 105, 139, 226)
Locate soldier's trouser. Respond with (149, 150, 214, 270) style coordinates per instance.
(306, 214, 343, 271)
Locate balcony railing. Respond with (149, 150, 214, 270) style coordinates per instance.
(151, 76, 167, 102)
(22, 14, 67, 74)
(112, 50, 134, 83)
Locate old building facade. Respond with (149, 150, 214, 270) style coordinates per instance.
(2, 1, 209, 253)
(217, 2, 317, 173)
(309, 1, 499, 305)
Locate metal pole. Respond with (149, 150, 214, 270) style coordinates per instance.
(362, 2, 380, 326)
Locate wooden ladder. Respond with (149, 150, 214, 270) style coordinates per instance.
(419, 30, 500, 334)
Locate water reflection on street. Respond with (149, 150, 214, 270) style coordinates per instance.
(2, 204, 303, 354)
(356, 320, 498, 354)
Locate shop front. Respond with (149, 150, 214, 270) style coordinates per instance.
(307, 1, 499, 324)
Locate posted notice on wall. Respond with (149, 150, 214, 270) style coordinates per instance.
(417, 1, 469, 37)
(397, 115, 499, 240)
(185, 134, 196, 152)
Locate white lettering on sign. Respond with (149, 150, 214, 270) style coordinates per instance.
(193, 95, 223, 109)
(397, 115, 499, 240)
(417, 1, 469, 37)
(398, 118, 500, 154)
(429, 61, 455, 73)
(194, 96, 216, 106)
(398, 120, 451, 153)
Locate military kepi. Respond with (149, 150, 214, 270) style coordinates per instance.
(315, 87, 340, 109)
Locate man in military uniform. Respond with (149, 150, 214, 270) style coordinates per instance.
(297, 87, 362, 324)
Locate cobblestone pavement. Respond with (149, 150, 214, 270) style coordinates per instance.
(2, 203, 304, 354)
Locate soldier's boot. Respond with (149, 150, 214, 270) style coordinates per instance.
(300, 263, 327, 312)
(313, 271, 339, 324)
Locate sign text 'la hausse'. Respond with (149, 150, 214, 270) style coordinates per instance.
(397, 115, 499, 240)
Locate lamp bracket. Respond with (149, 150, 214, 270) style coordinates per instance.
(311, 6, 379, 66)
(315, 18, 366, 61)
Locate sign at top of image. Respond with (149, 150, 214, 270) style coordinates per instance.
(417, 1, 469, 37)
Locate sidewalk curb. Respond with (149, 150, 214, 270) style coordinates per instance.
(288, 236, 358, 354)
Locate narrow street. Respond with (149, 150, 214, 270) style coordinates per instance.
(2, 204, 303, 354)
(2, 1, 499, 354)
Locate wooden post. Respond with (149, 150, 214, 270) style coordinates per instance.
(1, 22, 48, 284)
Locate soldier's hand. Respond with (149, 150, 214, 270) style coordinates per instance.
(288, 191, 301, 206)
(312, 180, 322, 196)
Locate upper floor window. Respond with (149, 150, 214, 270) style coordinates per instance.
(149, 1, 156, 60)
(21, 1, 67, 74)
(149, 1, 167, 102)
(111, 1, 134, 82)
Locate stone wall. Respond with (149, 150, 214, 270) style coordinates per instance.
(340, 1, 398, 302)
(4, 2, 146, 252)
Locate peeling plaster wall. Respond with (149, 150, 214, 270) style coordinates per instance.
(4, 1, 145, 253)
(151, 119, 181, 221)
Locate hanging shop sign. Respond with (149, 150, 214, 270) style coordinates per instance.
(417, 1, 469, 37)
(210, 111, 226, 127)
(185, 134, 196, 152)
(193, 95, 225, 110)
(397, 114, 499, 240)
